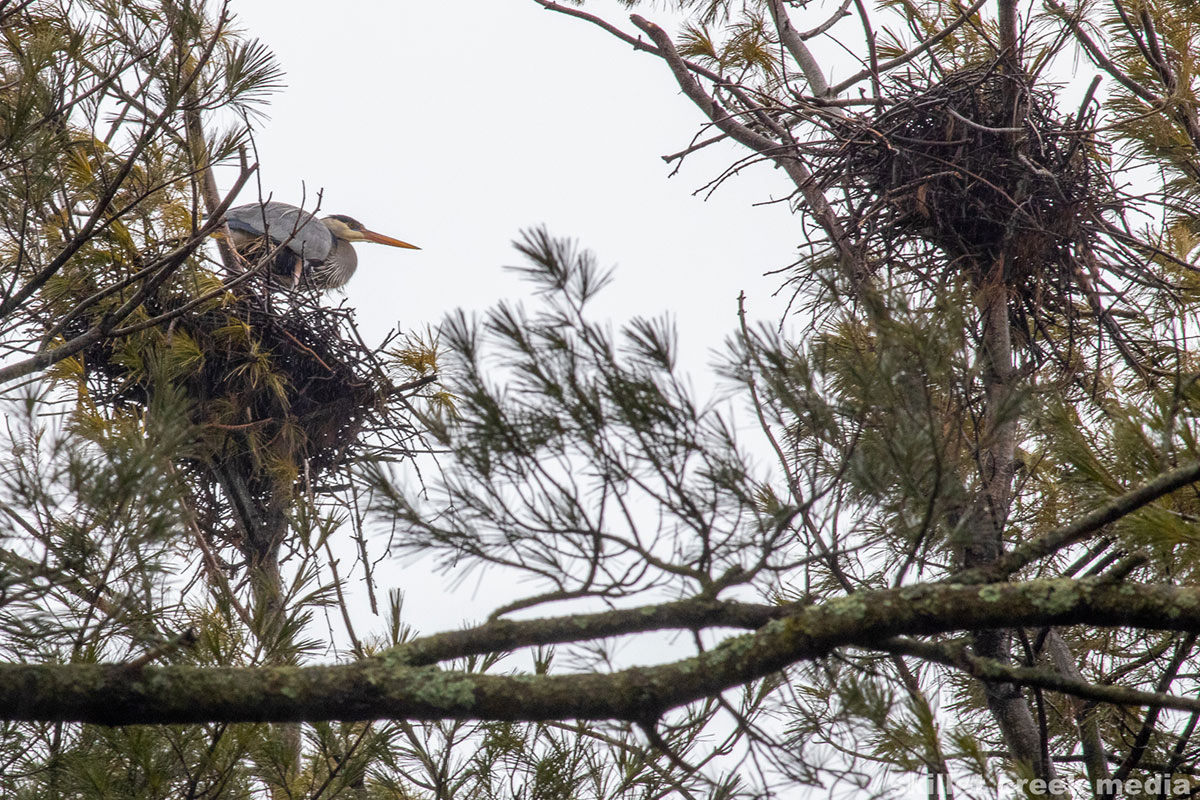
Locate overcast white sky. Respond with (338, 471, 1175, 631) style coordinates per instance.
(226, 0, 804, 350)
(223, 0, 819, 635)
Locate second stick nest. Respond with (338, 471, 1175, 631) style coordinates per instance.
(833, 67, 1114, 293)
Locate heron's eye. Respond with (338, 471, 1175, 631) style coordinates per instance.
(327, 214, 362, 229)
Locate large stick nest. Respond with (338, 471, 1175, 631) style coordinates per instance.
(808, 63, 1180, 372)
(838, 68, 1110, 277)
(70, 286, 425, 546)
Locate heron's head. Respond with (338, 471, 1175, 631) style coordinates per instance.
(321, 214, 420, 250)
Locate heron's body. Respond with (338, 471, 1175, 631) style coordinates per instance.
(225, 201, 418, 290)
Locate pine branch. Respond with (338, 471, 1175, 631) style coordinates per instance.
(6, 578, 1200, 724)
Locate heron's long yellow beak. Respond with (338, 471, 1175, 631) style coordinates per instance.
(362, 229, 420, 250)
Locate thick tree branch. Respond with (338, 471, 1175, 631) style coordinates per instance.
(766, 0, 830, 97)
(997, 0, 1018, 61)
(963, 268, 1044, 776)
(1045, 630, 1111, 795)
(400, 455, 1200, 669)
(8, 578, 1200, 725)
(395, 597, 788, 667)
(172, 2, 243, 277)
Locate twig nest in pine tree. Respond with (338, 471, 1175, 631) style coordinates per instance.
(833, 65, 1111, 289)
(62, 287, 419, 514)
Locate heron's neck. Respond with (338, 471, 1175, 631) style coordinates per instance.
(316, 239, 358, 289)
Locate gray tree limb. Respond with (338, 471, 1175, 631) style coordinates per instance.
(7, 578, 1200, 725)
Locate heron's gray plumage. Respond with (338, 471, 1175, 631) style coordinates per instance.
(224, 201, 417, 291)
(226, 201, 336, 266)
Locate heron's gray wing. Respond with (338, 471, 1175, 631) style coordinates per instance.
(225, 202, 334, 264)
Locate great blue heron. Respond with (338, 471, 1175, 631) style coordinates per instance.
(224, 201, 419, 290)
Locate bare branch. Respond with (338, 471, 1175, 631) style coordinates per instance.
(628, 14, 866, 285)
(826, 0, 990, 97)
(883, 636, 1200, 716)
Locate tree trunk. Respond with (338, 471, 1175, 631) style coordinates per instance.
(965, 276, 1049, 779)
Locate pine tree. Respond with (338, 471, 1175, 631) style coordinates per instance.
(4, 1, 1200, 798)
(527, 0, 1200, 793)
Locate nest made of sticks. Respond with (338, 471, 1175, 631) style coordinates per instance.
(832, 66, 1115, 292)
(70, 285, 421, 519)
(795, 62, 1191, 375)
